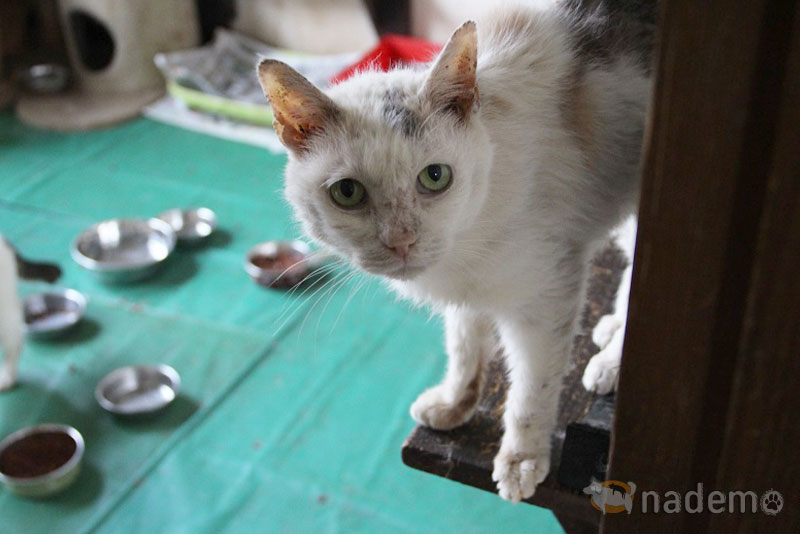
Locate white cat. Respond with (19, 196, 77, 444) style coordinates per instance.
(0, 237, 24, 392)
(257, 2, 653, 502)
(0, 236, 61, 391)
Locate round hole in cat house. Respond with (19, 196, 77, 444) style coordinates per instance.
(68, 9, 115, 72)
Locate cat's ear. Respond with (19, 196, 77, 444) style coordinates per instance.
(257, 59, 340, 154)
(422, 21, 479, 122)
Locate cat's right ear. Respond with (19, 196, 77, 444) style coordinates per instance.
(257, 60, 340, 154)
(421, 21, 479, 123)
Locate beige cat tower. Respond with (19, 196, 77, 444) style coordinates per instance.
(16, 0, 199, 130)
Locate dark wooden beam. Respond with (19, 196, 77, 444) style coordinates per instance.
(604, 0, 800, 532)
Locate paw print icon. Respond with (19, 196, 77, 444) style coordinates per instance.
(760, 489, 783, 516)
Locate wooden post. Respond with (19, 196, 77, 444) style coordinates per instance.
(604, 0, 800, 532)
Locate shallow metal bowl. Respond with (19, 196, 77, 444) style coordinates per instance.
(22, 63, 69, 94)
(95, 364, 181, 416)
(157, 207, 217, 244)
(71, 218, 176, 283)
(23, 289, 87, 340)
(0, 424, 85, 498)
(244, 240, 316, 289)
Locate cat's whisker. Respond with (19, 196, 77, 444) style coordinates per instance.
(272, 265, 346, 337)
(313, 270, 361, 343)
(273, 263, 339, 324)
(329, 274, 369, 336)
(270, 250, 331, 286)
(276, 271, 347, 340)
(297, 268, 358, 344)
(279, 257, 344, 303)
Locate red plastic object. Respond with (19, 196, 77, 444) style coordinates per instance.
(331, 34, 442, 85)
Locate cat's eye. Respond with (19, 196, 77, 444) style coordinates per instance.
(417, 164, 452, 193)
(329, 178, 366, 208)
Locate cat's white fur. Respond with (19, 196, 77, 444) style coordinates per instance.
(258, 4, 650, 502)
(582, 215, 637, 395)
(0, 236, 24, 391)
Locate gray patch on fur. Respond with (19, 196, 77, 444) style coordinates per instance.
(382, 89, 421, 137)
(560, 0, 658, 73)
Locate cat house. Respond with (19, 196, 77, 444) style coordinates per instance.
(16, 0, 199, 130)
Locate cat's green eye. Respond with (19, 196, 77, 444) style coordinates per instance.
(330, 178, 366, 208)
(417, 164, 452, 193)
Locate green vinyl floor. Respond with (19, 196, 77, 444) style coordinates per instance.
(0, 114, 564, 534)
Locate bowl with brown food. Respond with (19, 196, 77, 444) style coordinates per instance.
(0, 424, 85, 498)
(244, 240, 321, 289)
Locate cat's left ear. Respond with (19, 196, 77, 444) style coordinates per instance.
(257, 59, 340, 154)
(422, 21, 479, 122)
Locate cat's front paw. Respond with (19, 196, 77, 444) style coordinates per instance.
(592, 314, 622, 349)
(583, 315, 625, 394)
(410, 384, 478, 431)
(492, 448, 550, 503)
(582, 350, 620, 394)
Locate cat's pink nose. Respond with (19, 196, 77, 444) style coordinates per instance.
(383, 232, 417, 259)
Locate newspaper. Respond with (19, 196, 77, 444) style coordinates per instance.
(145, 29, 361, 152)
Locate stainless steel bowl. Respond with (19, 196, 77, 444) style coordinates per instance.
(23, 289, 87, 340)
(95, 364, 181, 416)
(0, 424, 85, 498)
(71, 218, 176, 283)
(244, 240, 317, 289)
(22, 63, 69, 94)
(157, 207, 217, 244)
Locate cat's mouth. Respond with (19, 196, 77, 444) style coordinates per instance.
(359, 258, 427, 280)
(385, 263, 426, 280)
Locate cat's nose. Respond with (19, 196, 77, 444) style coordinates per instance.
(382, 231, 417, 259)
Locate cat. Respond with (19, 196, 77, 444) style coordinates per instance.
(0, 237, 24, 392)
(0, 236, 62, 391)
(256, 1, 654, 502)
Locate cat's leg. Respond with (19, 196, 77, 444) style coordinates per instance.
(582, 260, 630, 394)
(492, 308, 576, 502)
(0, 237, 23, 392)
(582, 216, 637, 394)
(0, 335, 22, 391)
(410, 306, 493, 430)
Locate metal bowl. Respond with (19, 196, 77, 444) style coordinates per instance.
(244, 240, 317, 289)
(0, 424, 85, 498)
(23, 289, 87, 340)
(95, 364, 181, 416)
(71, 218, 176, 283)
(22, 63, 70, 94)
(157, 207, 217, 244)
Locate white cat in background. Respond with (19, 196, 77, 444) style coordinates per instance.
(0, 236, 60, 391)
(257, 2, 653, 502)
(0, 237, 24, 392)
